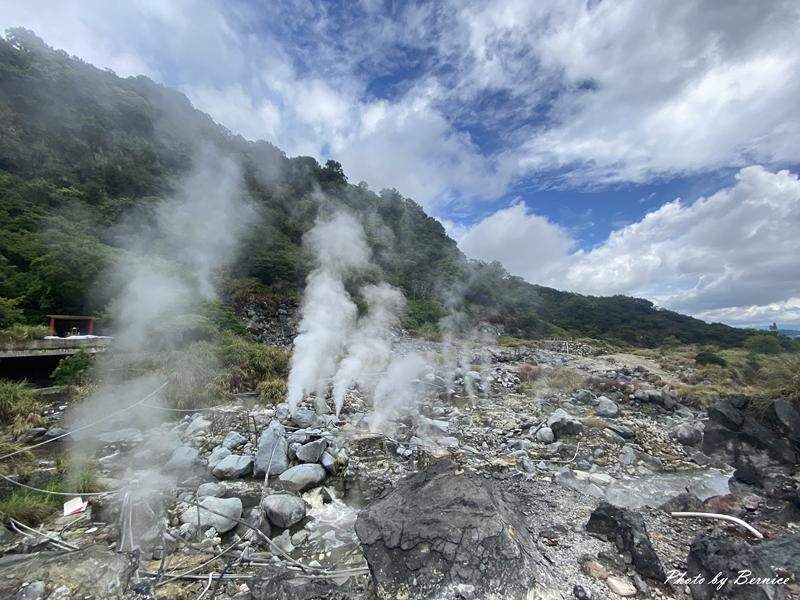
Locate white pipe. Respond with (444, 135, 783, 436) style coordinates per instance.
(670, 511, 764, 539)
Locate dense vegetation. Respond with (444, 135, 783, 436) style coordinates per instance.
(0, 30, 762, 348)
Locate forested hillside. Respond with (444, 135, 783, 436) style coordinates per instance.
(0, 30, 751, 347)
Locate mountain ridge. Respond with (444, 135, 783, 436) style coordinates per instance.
(0, 29, 751, 348)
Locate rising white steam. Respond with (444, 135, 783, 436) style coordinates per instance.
(66, 146, 255, 550)
(369, 352, 429, 433)
(332, 282, 405, 416)
(286, 212, 371, 414)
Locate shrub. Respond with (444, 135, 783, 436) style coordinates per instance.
(0, 297, 24, 328)
(51, 350, 93, 385)
(162, 341, 219, 409)
(0, 489, 60, 525)
(0, 324, 49, 344)
(525, 367, 586, 395)
(517, 363, 543, 382)
(0, 439, 33, 476)
(258, 378, 287, 404)
(695, 351, 727, 367)
(0, 379, 45, 435)
(744, 334, 783, 355)
(216, 333, 289, 391)
(58, 457, 105, 494)
(546, 367, 586, 391)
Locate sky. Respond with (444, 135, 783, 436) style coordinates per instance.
(3, 0, 800, 328)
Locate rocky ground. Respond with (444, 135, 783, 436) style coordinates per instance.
(1, 338, 799, 599)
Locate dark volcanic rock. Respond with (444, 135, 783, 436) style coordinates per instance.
(773, 399, 800, 445)
(585, 501, 666, 581)
(703, 418, 797, 467)
(686, 534, 799, 599)
(355, 460, 555, 599)
(659, 491, 702, 513)
(707, 398, 745, 430)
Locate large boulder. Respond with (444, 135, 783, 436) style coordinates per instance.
(261, 494, 306, 528)
(164, 446, 199, 472)
(296, 438, 328, 463)
(291, 407, 317, 429)
(180, 497, 242, 534)
(586, 501, 666, 581)
(222, 431, 247, 450)
(547, 409, 583, 438)
(211, 454, 253, 479)
(773, 399, 800, 445)
(673, 422, 702, 446)
(254, 420, 289, 476)
(595, 396, 620, 418)
(207, 445, 231, 469)
(278, 464, 326, 492)
(355, 460, 555, 599)
(707, 398, 745, 431)
(686, 533, 799, 599)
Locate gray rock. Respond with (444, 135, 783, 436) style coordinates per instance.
(16, 581, 46, 600)
(708, 398, 745, 430)
(185, 416, 211, 436)
(320, 451, 337, 474)
(595, 396, 619, 418)
(43, 427, 69, 440)
(278, 464, 326, 492)
(254, 420, 289, 476)
(197, 482, 225, 498)
(687, 533, 798, 600)
(272, 529, 294, 554)
(180, 497, 242, 534)
(607, 423, 635, 440)
(673, 423, 702, 446)
(222, 431, 247, 450)
(547, 409, 583, 438)
(573, 584, 592, 599)
(291, 407, 317, 429)
(439, 436, 460, 448)
(262, 494, 307, 528)
(586, 501, 666, 581)
(207, 445, 231, 469)
(355, 459, 556, 599)
(774, 399, 800, 444)
(211, 454, 253, 479)
(619, 445, 637, 466)
(295, 438, 328, 463)
(164, 446, 199, 471)
(236, 507, 271, 543)
(536, 427, 555, 444)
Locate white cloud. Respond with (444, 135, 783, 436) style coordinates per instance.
(455, 166, 800, 327)
(4, 1, 799, 201)
(450, 0, 800, 184)
(455, 202, 574, 284)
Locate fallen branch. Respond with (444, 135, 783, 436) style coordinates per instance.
(670, 511, 764, 539)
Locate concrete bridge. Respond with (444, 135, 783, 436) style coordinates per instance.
(0, 337, 112, 358)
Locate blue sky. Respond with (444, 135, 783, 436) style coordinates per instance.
(3, 0, 800, 327)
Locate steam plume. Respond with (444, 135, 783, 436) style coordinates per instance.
(286, 212, 370, 414)
(332, 282, 405, 416)
(66, 146, 254, 550)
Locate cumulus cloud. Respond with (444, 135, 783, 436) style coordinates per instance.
(5, 0, 799, 201)
(455, 166, 800, 327)
(456, 202, 574, 284)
